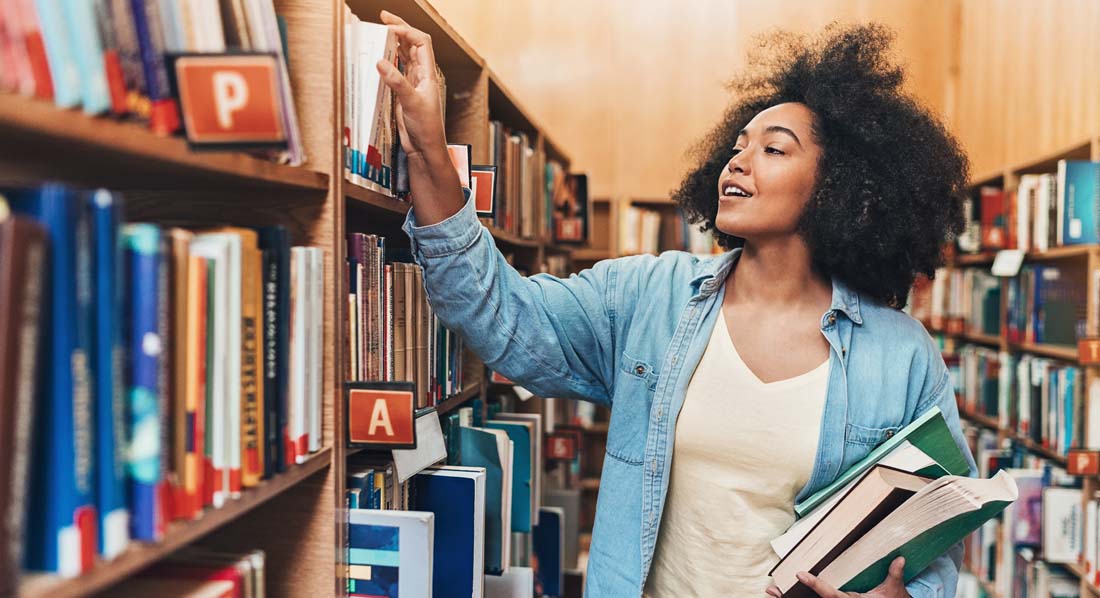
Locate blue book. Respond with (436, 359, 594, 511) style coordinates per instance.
(412, 467, 485, 598)
(33, 0, 81, 107)
(533, 506, 564, 597)
(121, 224, 163, 542)
(9, 185, 96, 576)
(458, 426, 506, 574)
(257, 226, 290, 475)
(347, 509, 434, 598)
(61, 0, 112, 113)
(486, 420, 533, 533)
(1058, 160, 1100, 245)
(89, 190, 129, 559)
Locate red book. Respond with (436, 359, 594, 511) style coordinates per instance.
(980, 187, 1006, 250)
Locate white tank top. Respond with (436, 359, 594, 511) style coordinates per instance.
(644, 311, 829, 597)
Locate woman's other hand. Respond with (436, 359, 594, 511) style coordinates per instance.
(765, 557, 910, 598)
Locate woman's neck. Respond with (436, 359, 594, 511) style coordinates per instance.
(725, 236, 832, 311)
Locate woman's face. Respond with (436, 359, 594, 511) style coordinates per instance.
(715, 102, 823, 241)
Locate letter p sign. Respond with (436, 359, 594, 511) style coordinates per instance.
(171, 54, 287, 148)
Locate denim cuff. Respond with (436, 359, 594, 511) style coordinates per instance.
(401, 188, 479, 259)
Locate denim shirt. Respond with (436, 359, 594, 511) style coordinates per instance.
(403, 194, 978, 598)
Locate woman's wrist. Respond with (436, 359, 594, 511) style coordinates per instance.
(407, 147, 467, 226)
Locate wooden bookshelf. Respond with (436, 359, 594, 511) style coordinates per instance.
(1008, 341, 1079, 362)
(434, 381, 486, 416)
(18, 449, 332, 598)
(0, 93, 329, 192)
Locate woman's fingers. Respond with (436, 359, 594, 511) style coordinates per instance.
(796, 572, 847, 598)
(765, 584, 782, 598)
(376, 59, 415, 104)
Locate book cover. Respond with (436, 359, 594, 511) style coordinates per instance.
(0, 209, 47, 591)
(184, 254, 207, 517)
(11, 185, 97, 576)
(288, 246, 309, 464)
(1058, 160, 1100, 245)
(412, 466, 486, 598)
(486, 420, 533, 533)
(347, 509, 434, 598)
(533, 506, 564, 598)
(1042, 487, 1082, 564)
(91, 190, 129, 558)
(458, 426, 507, 574)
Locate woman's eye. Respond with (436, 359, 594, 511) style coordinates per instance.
(765, 147, 785, 155)
(730, 148, 742, 156)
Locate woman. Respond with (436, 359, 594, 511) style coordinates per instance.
(377, 12, 977, 598)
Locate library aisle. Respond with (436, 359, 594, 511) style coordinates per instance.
(0, 1, 1098, 597)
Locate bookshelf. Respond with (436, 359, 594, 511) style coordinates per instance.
(1, 0, 592, 595)
(923, 133, 1100, 598)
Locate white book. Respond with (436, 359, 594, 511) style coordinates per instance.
(486, 566, 534, 598)
(202, 233, 242, 498)
(392, 410, 447, 483)
(354, 21, 396, 194)
(186, 0, 225, 52)
(289, 247, 309, 463)
(242, 0, 304, 165)
(1043, 487, 1083, 564)
(188, 236, 229, 507)
(1087, 499, 1097, 585)
(308, 247, 323, 452)
(347, 509, 434, 597)
(1036, 174, 1052, 252)
(1017, 174, 1039, 252)
(1056, 160, 1067, 246)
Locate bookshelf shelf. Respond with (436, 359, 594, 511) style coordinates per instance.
(434, 382, 484, 416)
(0, 94, 330, 192)
(960, 410, 1068, 467)
(486, 225, 542, 250)
(952, 244, 1099, 267)
(572, 248, 613, 262)
(18, 448, 332, 598)
(1008, 341, 1078, 362)
(345, 180, 411, 217)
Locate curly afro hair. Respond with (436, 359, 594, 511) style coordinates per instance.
(675, 23, 969, 309)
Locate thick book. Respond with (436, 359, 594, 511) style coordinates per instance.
(795, 406, 970, 518)
(11, 185, 98, 576)
(806, 470, 1017, 595)
(487, 420, 534, 533)
(1057, 159, 1100, 245)
(0, 210, 47, 592)
(494, 413, 543, 527)
(91, 190, 129, 557)
(771, 465, 931, 596)
(412, 466, 486, 598)
(459, 426, 511, 574)
(347, 509, 434, 597)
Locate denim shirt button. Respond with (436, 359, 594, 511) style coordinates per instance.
(635, 365, 646, 376)
(828, 314, 837, 325)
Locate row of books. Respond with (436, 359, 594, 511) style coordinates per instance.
(618, 204, 718, 256)
(1006, 264, 1087, 346)
(0, 184, 324, 584)
(99, 547, 267, 598)
(960, 426, 1083, 598)
(912, 267, 1001, 336)
(960, 160, 1100, 253)
(345, 233, 466, 406)
(0, 0, 304, 162)
(343, 405, 566, 598)
(947, 344, 1086, 454)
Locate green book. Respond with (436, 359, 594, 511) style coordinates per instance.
(795, 406, 970, 518)
(821, 470, 1017, 593)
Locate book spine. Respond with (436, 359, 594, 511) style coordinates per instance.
(33, 0, 80, 106)
(92, 0, 128, 113)
(308, 248, 322, 452)
(260, 248, 277, 479)
(288, 247, 307, 465)
(0, 218, 46, 590)
(127, 0, 179, 134)
(61, 0, 111, 114)
(241, 246, 263, 487)
(90, 190, 129, 559)
(186, 255, 207, 517)
(122, 223, 164, 542)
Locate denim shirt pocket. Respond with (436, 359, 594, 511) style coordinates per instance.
(844, 422, 902, 446)
(605, 350, 661, 465)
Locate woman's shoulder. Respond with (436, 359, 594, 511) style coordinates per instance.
(605, 249, 735, 286)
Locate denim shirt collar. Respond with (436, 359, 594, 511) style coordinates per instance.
(689, 248, 864, 325)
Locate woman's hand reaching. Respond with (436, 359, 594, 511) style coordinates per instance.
(766, 557, 911, 598)
(375, 10, 465, 225)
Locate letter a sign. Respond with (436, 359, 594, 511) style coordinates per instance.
(346, 382, 417, 449)
(170, 53, 288, 149)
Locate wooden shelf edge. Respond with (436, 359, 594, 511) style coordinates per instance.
(572, 248, 613, 261)
(959, 410, 1068, 466)
(345, 180, 411, 216)
(1008, 341, 1078, 362)
(486, 225, 541, 249)
(0, 94, 329, 191)
(435, 382, 483, 416)
(951, 244, 1098, 267)
(19, 447, 333, 598)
